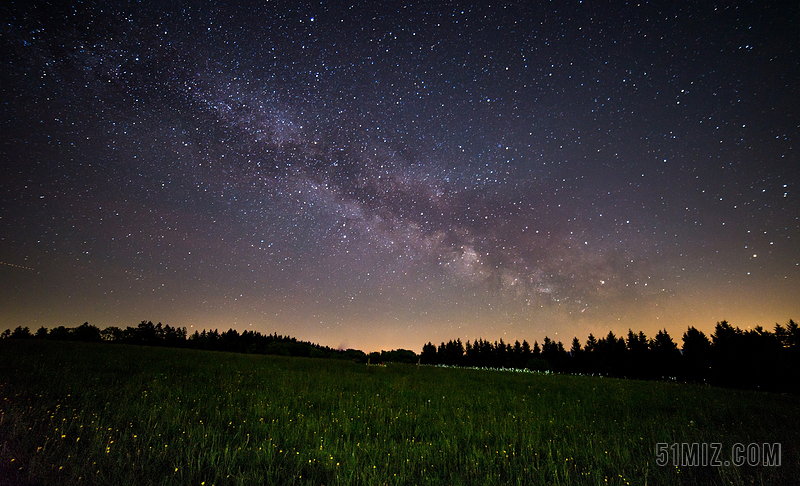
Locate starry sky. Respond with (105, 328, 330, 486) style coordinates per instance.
(1, 1, 798, 352)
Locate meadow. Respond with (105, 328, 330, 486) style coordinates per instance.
(1, 340, 797, 485)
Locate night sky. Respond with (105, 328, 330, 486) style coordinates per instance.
(1, 1, 797, 353)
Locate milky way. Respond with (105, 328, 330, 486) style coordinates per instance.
(1, 1, 797, 351)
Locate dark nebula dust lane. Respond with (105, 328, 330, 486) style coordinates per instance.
(1, 1, 798, 351)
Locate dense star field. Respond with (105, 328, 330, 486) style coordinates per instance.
(1, 1, 797, 352)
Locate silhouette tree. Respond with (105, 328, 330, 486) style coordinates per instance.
(510, 340, 524, 368)
(594, 331, 626, 376)
(706, 320, 786, 389)
(162, 324, 187, 347)
(134, 321, 158, 345)
(580, 334, 601, 374)
(49, 326, 71, 340)
(437, 340, 463, 365)
(584, 333, 597, 353)
(521, 340, 532, 357)
(436, 342, 447, 363)
(73, 322, 102, 342)
(11, 326, 32, 339)
(541, 336, 556, 361)
(570, 337, 582, 356)
(495, 339, 509, 368)
(464, 339, 476, 366)
(380, 349, 417, 363)
(710, 320, 746, 387)
(567, 337, 583, 373)
(743, 325, 784, 390)
(464, 340, 474, 365)
(681, 326, 712, 382)
(785, 319, 800, 348)
(650, 329, 680, 379)
(221, 328, 242, 352)
(101, 326, 124, 342)
(541, 337, 568, 371)
(626, 329, 650, 379)
(778, 320, 800, 391)
(469, 338, 494, 367)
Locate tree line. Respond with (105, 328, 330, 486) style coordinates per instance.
(3, 319, 799, 392)
(1, 321, 369, 363)
(421, 320, 800, 392)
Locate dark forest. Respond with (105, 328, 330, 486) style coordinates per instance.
(4, 319, 799, 393)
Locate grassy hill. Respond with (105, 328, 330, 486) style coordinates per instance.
(1, 340, 797, 485)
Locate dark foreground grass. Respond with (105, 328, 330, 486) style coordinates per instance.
(1, 340, 797, 485)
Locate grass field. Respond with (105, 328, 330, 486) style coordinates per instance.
(1, 340, 798, 485)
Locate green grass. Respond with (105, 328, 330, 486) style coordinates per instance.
(1, 340, 797, 485)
